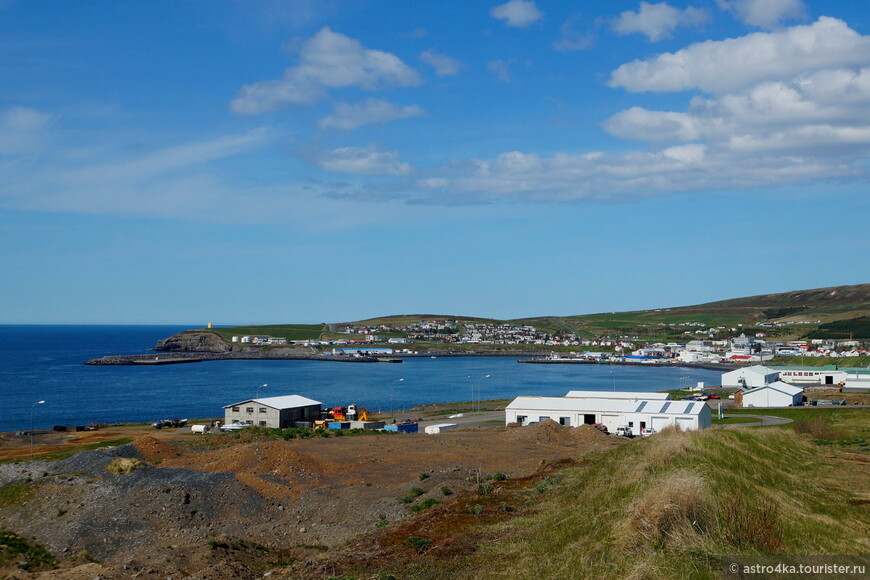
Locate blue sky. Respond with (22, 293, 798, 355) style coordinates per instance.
(1, 0, 868, 324)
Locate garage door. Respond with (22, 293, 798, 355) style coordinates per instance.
(651, 417, 670, 432)
(676, 417, 694, 431)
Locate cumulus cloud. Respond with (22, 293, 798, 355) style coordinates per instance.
(231, 27, 420, 114)
(319, 99, 424, 130)
(612, 2, 709, 42)
(490, 0, 543, 28)
(317, 146, 413, 176)
(419, 49, 461, 76)
(0, 106, 52, 155)
(717, 0, 807, 29)
(609, 17, 870, 94)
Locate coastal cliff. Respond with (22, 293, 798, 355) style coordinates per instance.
(154, 331, 234, 353)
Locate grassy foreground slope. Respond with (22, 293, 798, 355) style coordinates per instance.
(483, 429, 868, 580)
(344, 426, 870, 580)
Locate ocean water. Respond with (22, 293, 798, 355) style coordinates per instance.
(0, 325, 722, 431)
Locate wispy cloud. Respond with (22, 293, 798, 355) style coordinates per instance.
(420, 49, 462, 76)
(319, 99, 424, 130)
(316, 145, 413, 176)
(0, 106, 52, 154)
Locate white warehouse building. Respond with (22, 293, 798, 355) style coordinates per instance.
(505, 395, 711, 435)
(721, 365, 780, 388)
(740, 382, 804, 408)
(565, 390, 670, 400)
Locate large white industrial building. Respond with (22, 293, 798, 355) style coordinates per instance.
(505, 391, 711, 435)
(721, 365, 780, 388)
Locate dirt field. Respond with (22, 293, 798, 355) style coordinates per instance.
(0, 419, 624, 579)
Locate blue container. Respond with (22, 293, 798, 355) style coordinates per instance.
(397, 423, 419, 433)
(383, 424, 398, 432)
(328, 422, 351, 430)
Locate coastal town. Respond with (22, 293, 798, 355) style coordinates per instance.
(228, 318, 870, 364)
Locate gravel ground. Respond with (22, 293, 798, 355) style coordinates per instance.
(0, 422, 622, 579)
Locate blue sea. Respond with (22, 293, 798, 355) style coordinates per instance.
(0, 325, 722, 431)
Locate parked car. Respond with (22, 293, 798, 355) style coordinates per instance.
(591, 423, 609, 434)
(152, 418, 187, 429)
(707, 394, 721, 399)
(615, 426, 634, 438)
(640, 427, 656, 437)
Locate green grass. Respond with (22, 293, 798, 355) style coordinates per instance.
(768, 356, 870, 368)
(712, 417, 757, 425)
(0, 482, 36, 508)
(728, 407, 870, 440)
(200, 324, 326, 341)
(0, 437, 135, 465)
(0, 530, 57, 572)
(457, 428, 870, 579)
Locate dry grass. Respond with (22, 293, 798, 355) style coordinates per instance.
(620, 470, 716, 551)
(105, 457, 144, 474)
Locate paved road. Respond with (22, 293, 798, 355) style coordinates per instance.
(717, 414, 793, 428)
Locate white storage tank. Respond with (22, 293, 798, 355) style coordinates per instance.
(190, 424, 210, 434)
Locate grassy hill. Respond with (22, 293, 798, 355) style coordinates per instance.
(555, 283, 870, 340)
(186, 284, 870, 343)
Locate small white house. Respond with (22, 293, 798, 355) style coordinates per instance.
(721, 365, 779, 388)
(741, 382, 804, 408)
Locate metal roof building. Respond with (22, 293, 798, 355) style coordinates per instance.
(224, 394, 322, 429)
(565, 390, 670, 400)
(740, 382, 804, 408)
(505, 395, 711, 436)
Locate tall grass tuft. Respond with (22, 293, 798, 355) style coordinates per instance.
(105, 457, 144, 474)
(718, 489, 784, 552)
(621, 470, 716, 551)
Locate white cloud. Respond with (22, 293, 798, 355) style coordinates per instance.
(552, 15, 595, 52)
(490, 0, 543, 28)
(488, 60, 513, 82)
(0, 106, 52, 155)
(65, 129, 271, 184)
(317, 146, 413, 176)
(231, 27, 420, 114)
(609, 17, 870, 94)
(613, 2, 709, 42)
(717, 0, 807, 29)
(319, 99, 424, 130)
(419, 49, 461, 77)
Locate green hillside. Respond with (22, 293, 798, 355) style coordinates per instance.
(184, 284, 870, 343)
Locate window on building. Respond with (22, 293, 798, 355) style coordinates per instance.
(259, 407, 267, 413)
(259, 421, 267, 426)
(246, 407, 254, 413)
(516, 415, 527, 424)
(559, 417, 570, 426)
(232, 406, 239, 412)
